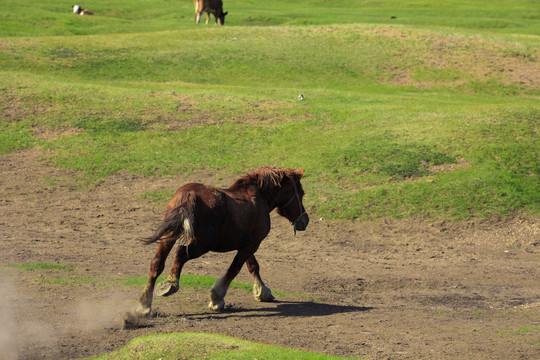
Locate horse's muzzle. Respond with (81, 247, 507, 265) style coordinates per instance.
(293, 212, 309, 233)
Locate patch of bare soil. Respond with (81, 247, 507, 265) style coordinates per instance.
(370, 28, 540, 90)
(146, 93, 307, 132)
(0, 93, 55, 123)
(1, 149, 538, 360)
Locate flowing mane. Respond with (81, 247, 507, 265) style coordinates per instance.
(231, 166, 303, 191)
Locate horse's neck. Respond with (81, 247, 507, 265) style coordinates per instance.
(227, 184, 276, 212)
(255, 187, 281, 212)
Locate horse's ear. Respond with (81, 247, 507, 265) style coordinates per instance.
(296, 168, 304, 179)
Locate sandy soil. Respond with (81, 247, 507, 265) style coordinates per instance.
(1, 149, 538, 360)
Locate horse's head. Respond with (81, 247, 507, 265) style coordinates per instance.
(276, 169, 309, 234)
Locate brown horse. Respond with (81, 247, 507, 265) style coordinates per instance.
(136, 166, 309, 316)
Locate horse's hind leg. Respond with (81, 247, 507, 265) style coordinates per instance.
(246, 255, 275, 302)
(155, 243, 205, 297)
(136, 240, 175, 316)
(154, 246, 184, 297)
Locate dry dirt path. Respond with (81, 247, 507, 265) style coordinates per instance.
(1, 150, 539, 360)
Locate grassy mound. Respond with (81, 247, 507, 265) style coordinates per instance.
(88, 332, 360, 360)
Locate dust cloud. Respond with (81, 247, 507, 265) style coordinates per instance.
(0, 274, 56, 360)
(0, 275, 17, 360)
(74, 296, 135, 332)
(0, 273, 136, 359)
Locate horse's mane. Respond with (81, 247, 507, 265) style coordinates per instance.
(231, 166, 303, 191)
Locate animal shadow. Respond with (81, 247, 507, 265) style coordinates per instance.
(188, 300, 372, 320)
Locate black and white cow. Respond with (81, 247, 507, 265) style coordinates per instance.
(73, 5, 94, 15)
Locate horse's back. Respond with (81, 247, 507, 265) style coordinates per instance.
(169, 183, 226, 216)
(166, 183, 226, 245)
(167, 182, 269, 252)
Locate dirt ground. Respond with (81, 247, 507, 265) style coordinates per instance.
(1, 149, 539, 360)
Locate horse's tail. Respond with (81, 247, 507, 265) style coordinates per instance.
(143, 192, 196, 246)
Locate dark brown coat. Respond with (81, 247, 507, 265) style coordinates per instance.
(136, 167, 309, 316)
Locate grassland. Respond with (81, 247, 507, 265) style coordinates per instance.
(1, 0, 538, 223)
(2, 0, 539, 35)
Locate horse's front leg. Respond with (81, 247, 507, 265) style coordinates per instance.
(246, 255, 275, 302)
(209, 247, 256, 311)
(136, 241, 175, 316)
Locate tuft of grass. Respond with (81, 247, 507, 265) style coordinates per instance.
(7, 262, 73, 271)
(325, 137, 456, 181)
(6, 263, 100, 286)
(122, 274, 253, 293)
(0, 121, 39, 154)
(473, 324, 540, 346)
(510, 325, 540, 335)
(139, 189, 176, 205)
(38, 276, 98, 286)
(120, 274, 311, 298)
(87, 332, 361, 360)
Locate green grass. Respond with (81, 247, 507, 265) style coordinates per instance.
(4, 265, 298, 298)
(5, 263, 297, 298)
(123, 274, 259, 294)
(5, 264, 258, 292)
(123, 273, 300, 298)
(2, 0, 539, 36)
(6, 262, 100, 286)
(1, 1, 538, 222)
(7, 262, 73, 271)
(0, 120, 39, 153)
(38, 275, 98, 286)
(87, 332, 361, 360)
(473, 324, 540, 346)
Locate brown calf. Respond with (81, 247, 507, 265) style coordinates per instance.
(194, 0, 228, 25)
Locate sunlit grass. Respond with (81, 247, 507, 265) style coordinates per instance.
(121, 274, 300, 298)
(7, 262, 73, 271)
(123, 274, 252, 293)
(87, 332, 362, 360)
(2, 0, 539, 36)
(1, 2, 538, 221)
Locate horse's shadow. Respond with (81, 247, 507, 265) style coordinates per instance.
(182, 300, 372, 320)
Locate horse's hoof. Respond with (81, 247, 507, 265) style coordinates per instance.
(155, 281, 179, 297)
(255, 291, 275, 302)
(124, 309, 145, 329)
(133, 303, 152, 318)
(253, 284, 275, 302)
(208, 300, 225, 311)
(135, 307, 150, 317)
